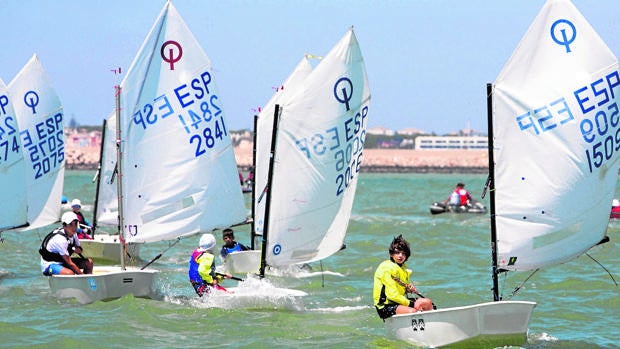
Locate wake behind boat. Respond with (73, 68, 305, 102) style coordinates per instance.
(385, 0, 618, 347)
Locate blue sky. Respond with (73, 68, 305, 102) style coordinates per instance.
(1, 0, 619, 134)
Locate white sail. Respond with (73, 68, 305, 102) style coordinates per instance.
(94, 111, 118, 226)
(0, 78, 28, 231)
(254, 56, 314, 239)
(9, 54, 64, 230)
(119, 1, 246, 243)
(266, 28, 370, 266)
(492, 0, 619, 271)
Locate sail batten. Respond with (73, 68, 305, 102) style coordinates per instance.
(492, 0, 619, 272)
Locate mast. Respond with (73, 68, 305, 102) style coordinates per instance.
(259, 104, 281, 278)
(115, 85, 126, 269)
(250, 114, 258, 250)
(90, 118, 108, 237)
(486, 83, 500, 301)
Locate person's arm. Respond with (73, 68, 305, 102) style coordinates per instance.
(240, 243, 249, 251)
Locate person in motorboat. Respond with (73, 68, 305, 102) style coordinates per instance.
(188, 233, 232, 296)
(71, 198, 93, 239)
(373, 234, 434, 320)
(611, 199, 620, 219)
(39, 211, 94, 276)
(220, 228, 249, 259)
(443, 182, 473, 208)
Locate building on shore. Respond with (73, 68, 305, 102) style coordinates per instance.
(414, 136, 488, 150)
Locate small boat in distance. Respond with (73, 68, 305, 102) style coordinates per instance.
(610, 199, 620, 219)
(429, 201, 487, 215)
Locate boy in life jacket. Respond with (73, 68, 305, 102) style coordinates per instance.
(443, 182, 472, 207)
(188, 233, 231, 296)
(71, 198, 93, 239)
(39, 212, 94, 275)
(220, 228, 249, 259)
(373, 234, 434, 320)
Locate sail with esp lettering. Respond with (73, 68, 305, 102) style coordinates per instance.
(264, 28, 370, 266)
(9, 55, 65, 230)
(0, 78, 28, 231)
(491, 0, 619, 271)
(118, 1, 246, 243)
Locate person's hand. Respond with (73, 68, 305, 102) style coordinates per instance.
(224, 273, 232, 279)
(74, 246, 83, 254)
(406, 283, 417, 293)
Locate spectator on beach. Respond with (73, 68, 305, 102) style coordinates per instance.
(39, 211, 94, 275)
(188, 233, 231, 296)
(71, 198, 93, 239)
(220, 228, 249, 259)
(443, 182, 472, 207)
(373, 234, 434, 320)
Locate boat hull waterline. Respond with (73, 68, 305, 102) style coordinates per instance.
(48, 266, 159, 304)
(384, 300, 536, 348)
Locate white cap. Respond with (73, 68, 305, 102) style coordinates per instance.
(199, 233, 216, 250)
(613, 199, 620, 207)
(71, 199, 82, 208)
(61, 211, 79, 225)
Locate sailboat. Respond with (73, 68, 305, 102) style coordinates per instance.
(8, 55, 65, 231)
(224, 28, 370, 284)
(0, 78, 28, 234)
(47, 1, 247, 304)
(79, 113, 143, 264)
(384, 0, 617, 347)
(223, 55, 314, 274)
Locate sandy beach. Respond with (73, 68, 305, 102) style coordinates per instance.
(232, 145, 488, 174)
(65, 139, 488, 173)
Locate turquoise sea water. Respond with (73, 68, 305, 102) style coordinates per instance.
(0, 171, 618, 349)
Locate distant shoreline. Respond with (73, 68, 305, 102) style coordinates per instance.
(65, 144, 490, 174)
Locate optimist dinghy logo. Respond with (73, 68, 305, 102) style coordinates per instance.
(88, 277, 97, 291)
(550, 19, 576, 53)
(161, 40, 183, 70)
(23, 90, 39, 114)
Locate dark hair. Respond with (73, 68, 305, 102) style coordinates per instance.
(388, 234, 411, 259)
(223, 228, 234, 239)
(457, 182, 465, 188)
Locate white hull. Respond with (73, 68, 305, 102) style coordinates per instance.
(79, 235, 142, 263)
(48, 266, 158, 304)
(222, 250, 261, 274)
(384, 301, 536, 348)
